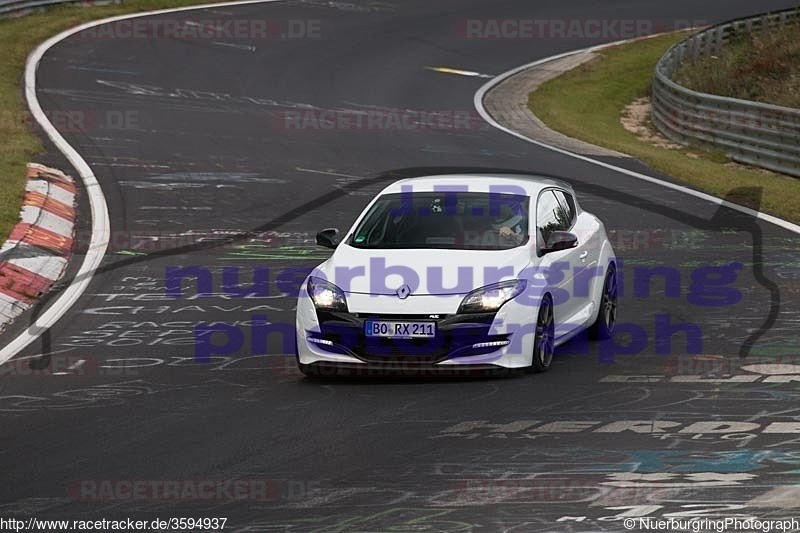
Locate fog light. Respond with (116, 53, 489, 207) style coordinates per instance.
(471, 340, 510, 349)
(307, 336, 334, 346)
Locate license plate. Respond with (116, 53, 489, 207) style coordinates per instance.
(365, 320, 436, 338)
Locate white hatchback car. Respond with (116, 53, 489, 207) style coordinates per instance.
(295, 174, 617, 376)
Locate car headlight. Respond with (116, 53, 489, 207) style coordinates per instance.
(458, 279, 527, 314)
(307, 276, 348, 311)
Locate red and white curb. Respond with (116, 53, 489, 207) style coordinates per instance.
(0, 163, 76, 331)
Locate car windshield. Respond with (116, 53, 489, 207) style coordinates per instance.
(348, 191, 529, 250)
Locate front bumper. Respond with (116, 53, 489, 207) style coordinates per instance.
(309, 310, 507, 363)
(296, 292, 535, 369)
(297, 360, 522, 378)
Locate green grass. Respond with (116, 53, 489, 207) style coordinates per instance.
(674, 24, 800, 108)
(528, 32, 800, 224)
(0, 0, 227, 243)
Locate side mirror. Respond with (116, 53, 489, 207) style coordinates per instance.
(316, 228, 340, 249)
(542, 231, 578, 254)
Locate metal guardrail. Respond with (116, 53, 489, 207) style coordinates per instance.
(651, 7, 800, 177)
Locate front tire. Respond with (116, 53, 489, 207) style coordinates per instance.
(590, 266, 617, 340)
(530, 295, 554, 373)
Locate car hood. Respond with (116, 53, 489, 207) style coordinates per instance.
(317, 244, 531, 296)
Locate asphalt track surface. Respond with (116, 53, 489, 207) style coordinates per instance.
(2, 0, 800, 531)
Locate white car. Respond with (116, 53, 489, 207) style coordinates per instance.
(295, 174, 617, 376)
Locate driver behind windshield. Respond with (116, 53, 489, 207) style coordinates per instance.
(492, 204, 526, 245)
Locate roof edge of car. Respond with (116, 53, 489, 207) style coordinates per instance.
(384, 173, 575, 194)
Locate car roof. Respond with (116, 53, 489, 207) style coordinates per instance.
(380, 174, 574, 196)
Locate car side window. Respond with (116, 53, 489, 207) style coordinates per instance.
(536, 190, 570, 248)
(552, 190, 576, 229)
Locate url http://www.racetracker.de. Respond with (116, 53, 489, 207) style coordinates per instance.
(0, 517, 228, 531)
(623, 517, 800, 532)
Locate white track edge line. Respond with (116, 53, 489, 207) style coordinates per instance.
(0, 0, 282, 364)
(473, 39, 800, 236)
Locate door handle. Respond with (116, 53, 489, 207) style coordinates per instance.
(579, 251, 588, 261)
